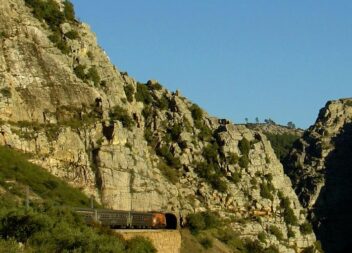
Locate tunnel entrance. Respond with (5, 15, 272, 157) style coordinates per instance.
(165, 213, 178, 229)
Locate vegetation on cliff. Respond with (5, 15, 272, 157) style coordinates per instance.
(0, 146, 156, 253)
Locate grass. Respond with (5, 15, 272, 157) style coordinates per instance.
(0, 146, 157, 252)
(0, 146, 94, 207)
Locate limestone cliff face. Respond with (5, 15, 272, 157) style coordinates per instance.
(0, 0, 318, 251)
(285, 98, 352, 253)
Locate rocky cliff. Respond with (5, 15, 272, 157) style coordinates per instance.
(285, 98, 352, 253)
(0, 0, 319, 251)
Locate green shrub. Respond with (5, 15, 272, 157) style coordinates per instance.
(74, 64, 86, 80)
(0, 238, 22, 253)
(156, 145, 181, 168)
(126, 236, 156, 253)
(87, 67, 100, 86)
(136, 83, 153, 104)
(203, 143, 219, 163)
(200, 237, 213, 249)
(260, 183, 274, 200)
(264, 132, 300, 162)
(283, 206, 298, 225)
(155, 95, 170, 110)
(269, 225, 284, 240)
(264, 245, 280, 253)
(300, 222, 313, 235)
(169, 123, 182, 142)
(209, 176, 228, 193)
(25, 0, 64, 31)
(287, 227, 295, 238)
(227, 152, 239, 164)
(187, 212, 219, 234)
(147, 81, 162, 90)
(230, 171, 241, 184)
(109, 105, 135, 130)
(239, 155, 249, 169)
(238, 138, 250, 156)
(258, 231, 266, 242)
(158, 162, 179, 184)
(190, 104, 203, 120)
(63, 0, 75, 21)
(0, 87, 11, 101)
(243, 239, 265, 253)
(196, 121, 213, 141)
(124, 84, 135, 102)
(64, 30, 79, 40)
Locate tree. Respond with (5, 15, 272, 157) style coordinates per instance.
(255, 117, 259, 124)
(245, 117, 249, 124)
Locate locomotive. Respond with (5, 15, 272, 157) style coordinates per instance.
(75, 208, 168, 229)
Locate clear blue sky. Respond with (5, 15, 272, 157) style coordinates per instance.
(71, 0, 352, 129)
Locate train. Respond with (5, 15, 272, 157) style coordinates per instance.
(75, 208, 177, 229)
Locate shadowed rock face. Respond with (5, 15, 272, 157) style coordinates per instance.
(313, 123, 352, 253)
(284, 99, 352, 253)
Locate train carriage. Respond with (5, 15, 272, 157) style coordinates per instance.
(75, 208, 169, 229)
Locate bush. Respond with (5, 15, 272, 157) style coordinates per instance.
(190, 104, 203, 120)
(63, 0, 75, 21)
(264, 245, 280, 253)
(0, 87, 11, 98)
(136, 83, 153, 104)
(203, 143, 219, 164)
(239, 155, 249, 169)
(64, 30, 79, 40)
(258, 232, 266, 243)
(168, 124, 182, 142)
(283, 207, 298, 225)
(87, 67, 100, 86)
(126, 236, 156, 253)
(158, 162, 179, 184)
(0, 239, 22, 253)
(74, 64, 86, 80)
(155, 95, 170, 110)
(124, 84, 135, 103)
(264, 132, 300, 162)
(147, 80, 162, 90)
(269, 225, 284, 240)
(188, 213, 206, 234)
(156, 145, 181, 168)
(109, 106, 135, 130)
(196, 121, 213, 141)
(300, 222, 313, 235)
(260, 183, 274, 201)
(200, 237, 213, 249)
(229, 171, 241, 184)
(25, 0, 64, 31)
(238, 138, 250, 156)
(287, 227, 295, 238)
(227, 152, 239, 164)
(187, 212, 220, 234)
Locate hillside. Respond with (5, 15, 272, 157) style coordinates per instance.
(284, 98, 352, 253)
(0, 0, 320, 252)
(0, 146, 156, 252)
(245, 124, 303, 162)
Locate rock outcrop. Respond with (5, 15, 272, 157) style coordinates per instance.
(285, 98, 352, 253)
(0, 0, 319, 251)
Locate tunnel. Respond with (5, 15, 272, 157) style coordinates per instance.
(165, 213, 178, 229)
